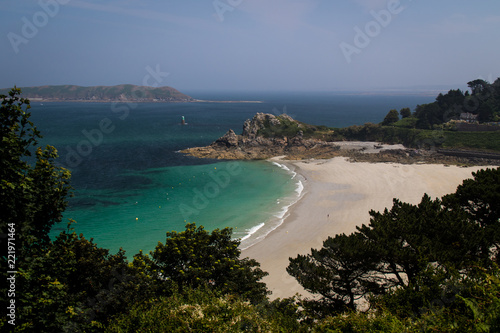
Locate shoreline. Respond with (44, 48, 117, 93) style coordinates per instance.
(241, 157, 498, 300)
(238, 160, 306, 250)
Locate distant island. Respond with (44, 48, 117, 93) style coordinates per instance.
(0, 84, 193, 103)
(0, 85, 265, 103)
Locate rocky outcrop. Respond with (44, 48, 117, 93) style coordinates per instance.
(181, 113, 500, 165)
(181, 113, 341, 160)
(213, 129, 239, 148)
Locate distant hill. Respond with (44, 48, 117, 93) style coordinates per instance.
(0, 84, 193, 102)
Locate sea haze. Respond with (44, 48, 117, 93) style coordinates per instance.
(29, 91, 435, 257)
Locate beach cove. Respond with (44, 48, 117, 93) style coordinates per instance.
(242, 157, 495, 300)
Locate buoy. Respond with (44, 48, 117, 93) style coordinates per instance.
(136, 217, 139, 221)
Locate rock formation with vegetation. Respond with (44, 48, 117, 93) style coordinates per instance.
(182, 112, 340, 160)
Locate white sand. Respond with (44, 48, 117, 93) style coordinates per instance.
(241, 157, 495, 300)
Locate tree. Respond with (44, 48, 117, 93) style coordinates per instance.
(358, 195, 482, 288)
(0, 88, 71, 253)
(288, 233, 381, 315)
(477, 100, 495, 122)
(288, 193, 486, 318)
(1, 88, 73, 330)
(382, 109, 399, 125)
(11, 227, 156, 332)
(415, 102, 443, 129)
(468, 79, 491, 97)
(443, 167, 500, 262)
(399, 107, 411, 119)
(144, 223, 269, 303)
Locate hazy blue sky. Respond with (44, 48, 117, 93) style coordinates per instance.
(1, 0, 499, 92)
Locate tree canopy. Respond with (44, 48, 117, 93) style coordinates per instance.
(0, 88, 72, 252)
(140, 223, 269, 304)
(288, 167, 500, 317)
(413, 79, 500, 128)
(381, 109, 400, 125)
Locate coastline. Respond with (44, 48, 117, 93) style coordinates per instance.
(238, 160, 306, 250)
(241, 157, 497, 300)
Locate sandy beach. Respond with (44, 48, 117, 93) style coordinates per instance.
(242, 157, 496, 300)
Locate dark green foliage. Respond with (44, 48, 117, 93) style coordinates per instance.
(0, 88, 72, 252)
(1, 88, 73, 330)
(287, 233, 381, 314)
(258, 115, 303, 138)
(360, 195, 483, 279)
(436, 89, 466, 116)
(315, 268, 500, 332)
(393, 116, 417, 128)
(478, 100, 496, 122)
(412, 80, 500, 129)
(443, 167, 500, 262)
(257, 296, 307, 332)
(415, 102, 444, 129)
(12, 229, 155, 332)
(468, 79, 492, 96)
(381, 109, 399, 125)
(144, 223, 269, 303)
(446, 167, 500, 228)
(400, 107, 412, 119)
(288, 169, 500, 319)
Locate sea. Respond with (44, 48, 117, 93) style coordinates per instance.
(29, 91, 435, 258)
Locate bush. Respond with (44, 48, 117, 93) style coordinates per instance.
(106, 288, 281, 332)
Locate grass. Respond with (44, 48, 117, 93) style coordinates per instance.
(336, 123, 500, 152)
(441, 130, 500, 152)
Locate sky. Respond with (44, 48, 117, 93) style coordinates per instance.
(1, 0, 500, 92)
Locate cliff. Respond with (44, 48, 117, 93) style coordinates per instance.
(0, 84, 193, 102)
(181, 113, 341, 160)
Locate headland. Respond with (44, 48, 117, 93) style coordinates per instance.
(182, 112, 500, 299)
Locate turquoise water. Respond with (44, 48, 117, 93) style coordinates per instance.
(52, 160, 299, 255)
(29, 92, 434, 258)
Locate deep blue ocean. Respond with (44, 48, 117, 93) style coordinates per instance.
(29, 91, 435, 257)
